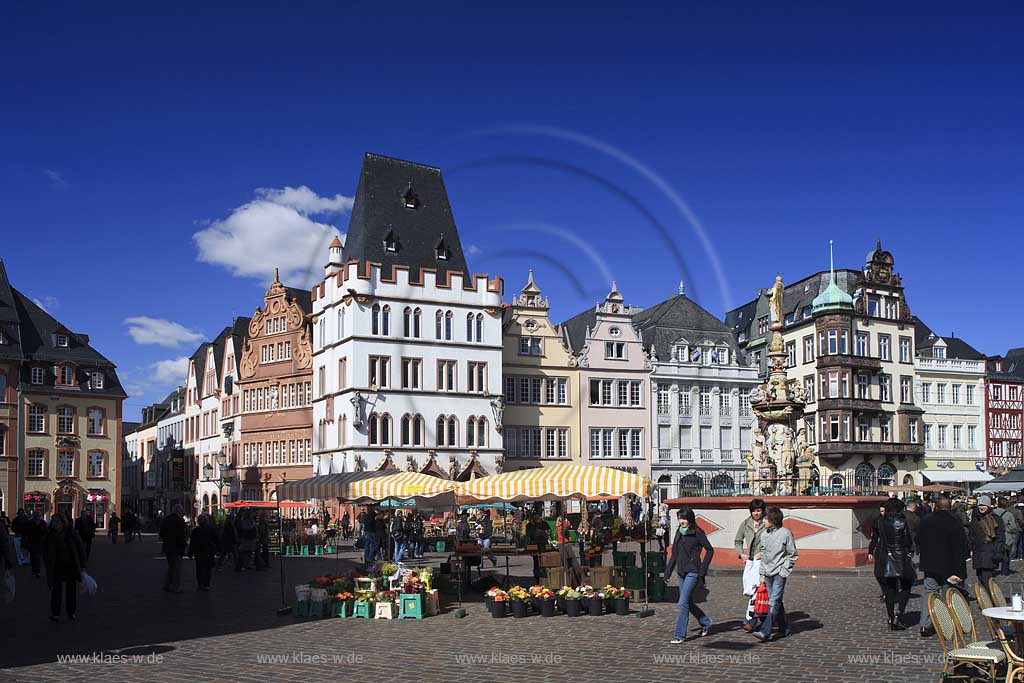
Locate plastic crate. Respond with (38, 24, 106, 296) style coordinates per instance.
(612, 551, 636, 568)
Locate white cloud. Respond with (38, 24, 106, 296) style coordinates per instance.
(194, 185, 351, 286)
(467, 244, 482, 256)
(150, 357, 190, 386)
(125, 317, 204, 348)
(32, 296, 59, 313)
(44, 168, 67, 189)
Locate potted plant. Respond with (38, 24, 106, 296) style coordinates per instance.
(563, 588, 583, 617)
(600, 585, 621, 613)
(486, 588, 508, 618)
(555, 586, 572, 613)
(333, 591, 355, 617)
(535, 586, 556, 617)
(578, 585, 602, 616)
(615, 588, 632, 615)
(508, 586, 531, 618)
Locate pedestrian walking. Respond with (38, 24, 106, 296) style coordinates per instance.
(73, 512, 96, 560)
(970, 495, 1005, 588)
(43, 512, 87, 622)
(22, 511, 47, 578)
(188, 513, 219, 590)
(159, 504, 188, 593)
(236, 511, 257, 571)
(218, 513, 237, 571)
(997, 497, 1019, 575)
(876, 498, 916, 630)
(10, 509, 31, 566)
(107, 510, 120, 544)
(664, 506, 714, 644)
(361, 507, 379, 565)
(867, 503, 888, 602)
(752, 506, 798, 642)
(656, 503, 670, 553)
(1013, 499, 1024, 560)
(341, 512, 351, 540)
(411, 511, 425, 558)
(916, 496, 967, 637)
(734, 498, 766, 633)
(255, 512, 271, 570)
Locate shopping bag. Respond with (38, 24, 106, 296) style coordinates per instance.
(752, 582, 769, 616)
(81, 572, 98, 597)
(742, 559, 761, 596)
(2, 570, 14, 604)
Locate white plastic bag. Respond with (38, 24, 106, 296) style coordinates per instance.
(2, 570, 14, 604)
(81, 572, 98, 597)
(742, 559, 761, 596)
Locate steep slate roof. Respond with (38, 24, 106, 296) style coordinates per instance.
(558, 307, 598, 354)
(122, 421, 142, 436)
(726, 269, 863, 340)
(189, 342, 211, 388)
(0, 260, 24, 361)
(912, 316, 985, 360)
(632, 293, 739, 361)
(284, 287, 312, 314)
(342, 153, 470, 281)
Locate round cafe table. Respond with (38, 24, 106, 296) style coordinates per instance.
(982, 607, 1024, 654)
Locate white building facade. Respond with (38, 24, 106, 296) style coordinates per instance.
(311, 154, 504, 480)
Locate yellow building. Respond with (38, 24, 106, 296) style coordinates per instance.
(500, 272, 580, 469)
(0, 260, 125, 526)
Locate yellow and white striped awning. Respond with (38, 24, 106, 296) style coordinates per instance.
(456, 463, 653, 502)
(277, 471, 456, 503)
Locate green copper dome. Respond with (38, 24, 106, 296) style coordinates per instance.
(812, 241, 854, 314)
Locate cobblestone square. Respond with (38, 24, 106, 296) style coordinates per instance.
(0, 536, 985, 683)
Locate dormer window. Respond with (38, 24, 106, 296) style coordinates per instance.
(674, 345, 688, 362)
(382, 226, 399, 252)
(31, 367, 45, 385)
(90, 371, 105, 389)
(435, 235, 450, 261)
(56, 365, 75, 386)
(55, 334, 69, 348)
(609, 326, 621, 337)
(402, 185, 420, 210)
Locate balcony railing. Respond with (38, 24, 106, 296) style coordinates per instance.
(679, 405, 691, 416)
(817, 354, 882, 372)
(699, 406, 712, 416)
(658, 448, 672, 462)
(680, 448, 694, 462)
(700, 449, 714, 462)
(915, 357, 986, 374)
(719, 406, 732, 418)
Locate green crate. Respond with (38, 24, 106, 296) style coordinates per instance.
(612, 551, 636, 568)
(624, 567, 647, 590)
(648, 578, 666, 602)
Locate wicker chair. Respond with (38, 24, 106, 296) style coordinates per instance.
(976, 583, 1000, 641)
(990, 579, 1008, 608)
(992, 621, 1024, 683)
(929, 592, 1005, 683)
(949, 587, 999, 649)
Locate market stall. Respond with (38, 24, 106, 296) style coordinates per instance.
(453, 464, 656, 614)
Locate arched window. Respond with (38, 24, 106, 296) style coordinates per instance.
(444, 311, 453, 340)
(401, 415, 412, 446)
(380, 414, 391, 446)
(337, 308, 345, 339)
(369, 412, 380, 445)
(202, 494, 209, 513)
(371, 304, 381, 335)
(413, 415, 423, 446)
(435, 310, 443, 339)
(381, 305, 390, 336)
(467, 417, 476, 446)
(679, 473, 704, 495)
(829, 473, 846, 491)
(466, 313, 474, 342)
(710, 473, 735, 494)
(447, 416, 458, 447)
(854, 463, 875, 490)
(476, 417, 487, 447)
(413, 308, 421, 338)
(657, 474, 672, 504)
(403, 307, 412, 337)
(211, 494, 218, 511)
(476, 313, 483, 343)
(877, 463, 896, 487)
(436, 416, 447, 447)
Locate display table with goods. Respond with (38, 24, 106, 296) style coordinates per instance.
(293, 565, 439, 620)
(453, 544, 552, 588)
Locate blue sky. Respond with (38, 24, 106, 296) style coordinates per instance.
(2, 1, 1022, 420)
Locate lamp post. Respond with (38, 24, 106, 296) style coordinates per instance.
(202, 450, 236, 510)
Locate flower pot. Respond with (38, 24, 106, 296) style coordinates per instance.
(511, 601, 530, 618)
(564, 599, 582, 617)
(586, 596, 604, 616)
(540, 598, 556, 617)
(615, 598, 630, 615)
(530, 596, 541, 612)
(490, 601, 508, 618)
(556, 596, 566, 613)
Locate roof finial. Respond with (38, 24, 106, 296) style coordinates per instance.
(611, 280, 618, 292)
(829, 240, 835, 280)
(678, 280, 685, 296)
(273, 267, 280, 284)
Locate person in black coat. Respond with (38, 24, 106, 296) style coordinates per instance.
(160, 504, 189, 593)
(876, 498, 917, 630)
(21, 511, 47, 578)
(917, 496, 968, 637)
(74, 512, 96, 560)
(188, 513, 219, 590)
(43, 512, 87, 621)
(970, 495, 1005, 588)
(664, 506, 714, 643)
(866, 503, 887, 602)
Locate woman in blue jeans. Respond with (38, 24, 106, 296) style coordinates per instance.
(753, 506, 798, 642)
(663, 506, 714, 644)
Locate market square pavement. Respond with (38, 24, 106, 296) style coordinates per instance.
(0, 535, 1000, 683)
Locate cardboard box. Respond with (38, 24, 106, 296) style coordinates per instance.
(587, 566, 613, 587)
(539, 551, 562, 568)
(541, 567, 565, 589)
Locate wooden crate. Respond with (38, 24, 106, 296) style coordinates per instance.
(538, 551, 562, 568)
(541, 567, 565, 589)
(586, 566, 614, 588)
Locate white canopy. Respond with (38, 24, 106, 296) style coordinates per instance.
(921, 469, 994, 484)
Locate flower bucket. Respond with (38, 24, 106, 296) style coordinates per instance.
(530, 596, 542, 612)
(604, 597, 617, 614)
(295, 599, 311, 617)
(564, 599, 582, 617)
(511, 601, 529, 619)
(490, 601, 508, 618)
(540, 598, 556, 617)
(615, 598, 630, 615)
(586, 596, 603, 616)
(556, 596, 566, 613)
